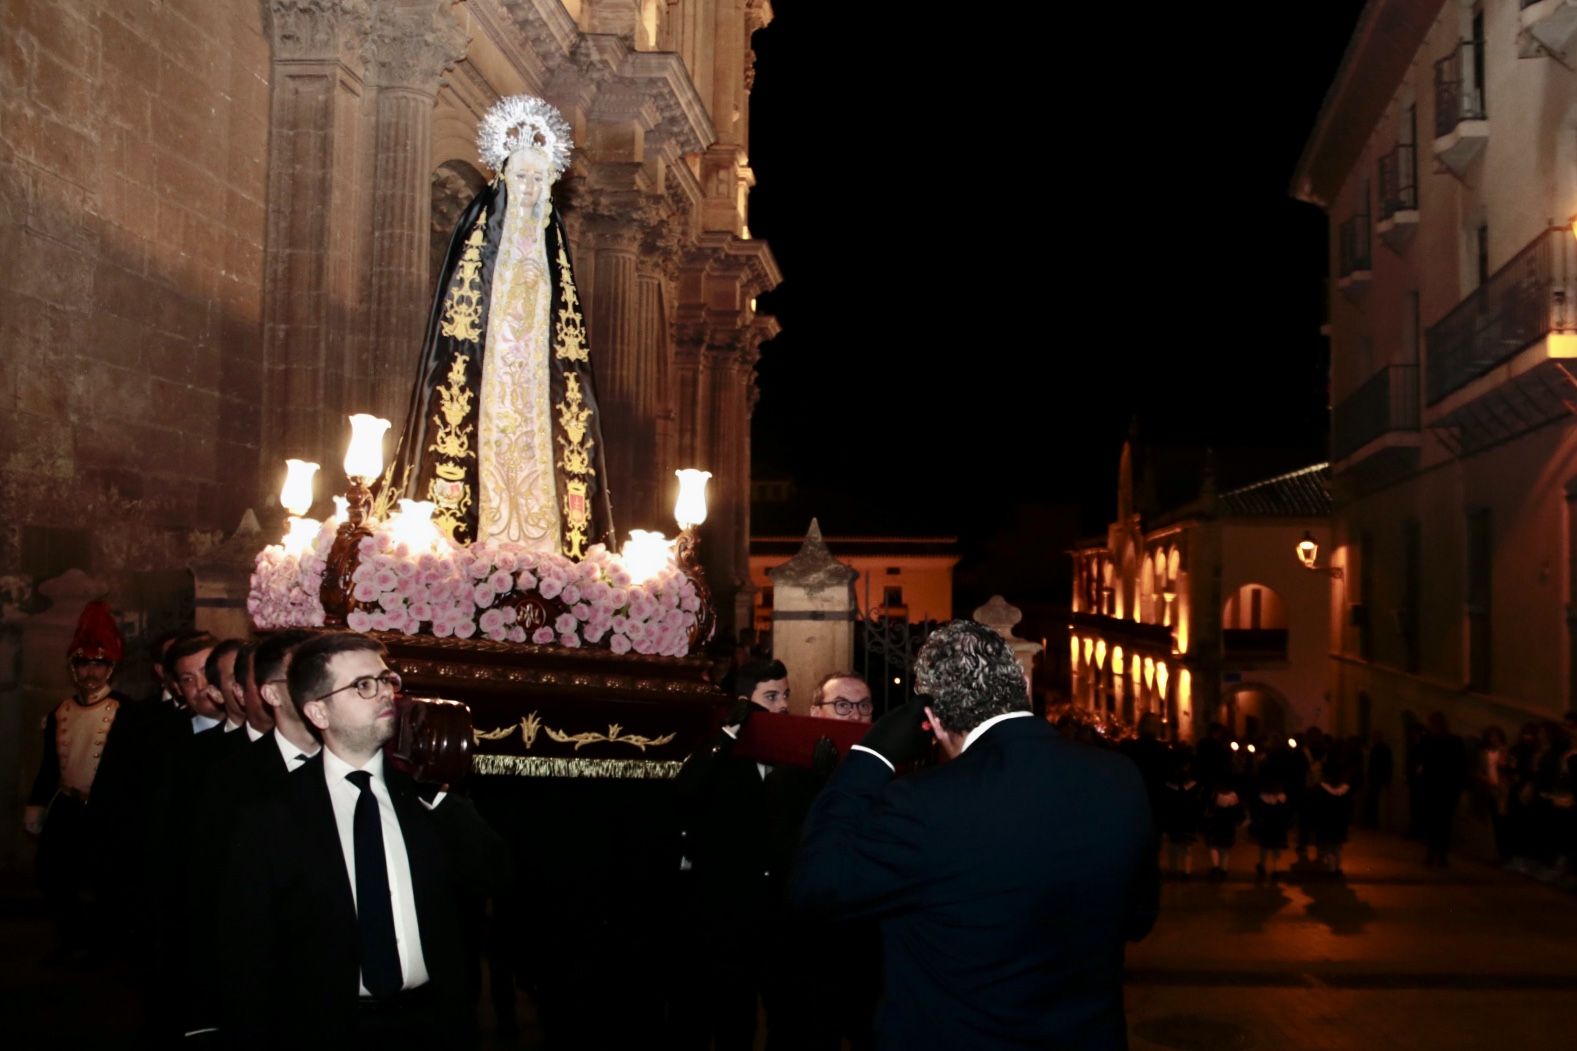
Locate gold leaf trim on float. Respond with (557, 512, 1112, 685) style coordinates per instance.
(427, 352, 476, 540)
(555, 373, 595, 558)
(544, 721, 678, 752)
(552, 240, 589, 362)
(472, 754, 682, 779)
(440, 209, 488, 343)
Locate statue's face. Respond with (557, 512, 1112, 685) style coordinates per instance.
(507, 147, 552, 215)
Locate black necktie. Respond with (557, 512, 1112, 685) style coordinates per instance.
(345, 770, 402, 998)
(294, 754, 309, 764)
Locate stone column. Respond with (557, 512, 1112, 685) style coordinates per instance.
(261, 0, 372, 474)
(702, 335, 750, 634)
(365, 1, 467, 424)
(586, 218, 647, 530)
(973, 595, 1044, 700)
(768, 520, 857, 715)
(637, 254, 674, 523)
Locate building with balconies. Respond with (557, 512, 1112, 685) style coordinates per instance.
(1293, 0, 1577, 746)
(1069, 444, 1331, 742)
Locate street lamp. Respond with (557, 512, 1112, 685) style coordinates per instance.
(1295, 531, 1344, 578)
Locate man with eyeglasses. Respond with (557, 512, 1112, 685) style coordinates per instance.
(810, 672, 874, 724)
(23, 601, 147, 964)
(219, 631, 511, 1048)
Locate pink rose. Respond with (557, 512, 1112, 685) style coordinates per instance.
(453, 618, 477, 639)
(489, 569, 513, 595)
(633, 636, 656, 655)
(611, 615, 628, 632)
(560, 583, 582, 606)
(479, 608, 506, 634)
(432, 620, 454, 638)
(408, 602, 433, 623)
(508, 625, 526, 643)
(469, 556, 494, 580)
(572, 603, 591, 622)
(681, 595, 700, 612)
(554, 612, 578, 635)
(373, 568, 399, 593)
(559, 633, 581, 648)
(516, 570, 538, 592)
(473, 582, 497, 608)
(395, 559, 417, 579)
(532, 627, 556, 645)
(353, 580, 381, 604)
(538, 577, 563, 600)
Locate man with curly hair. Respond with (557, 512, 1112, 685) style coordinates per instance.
(791, 620, 1159, 1051)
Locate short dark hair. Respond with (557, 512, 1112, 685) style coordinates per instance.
(734, 658, 788, 701)
(204, 639, 243, 691)
(913, 621, 1028, 735)
(287, 632, 389, 722)
(146, 629, 182, 670)
(253, 629, 316, 688)
(232, 644, 254, 690)
(166, 632, 218, 670)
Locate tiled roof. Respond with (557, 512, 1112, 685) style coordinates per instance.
(1217, 463, 1331, 518)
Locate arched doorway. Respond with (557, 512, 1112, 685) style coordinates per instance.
(1221, 682, 1290, 743)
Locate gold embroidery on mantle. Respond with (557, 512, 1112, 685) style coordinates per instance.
(552, 241, 588, 362)
(544, 722, 677, 752)
(472, 754, 683, 779)
(471, 711, 674, 753)
(556, 374, 594, 558)
(440, 209, 488, 343)
(427, 353, 476, 540)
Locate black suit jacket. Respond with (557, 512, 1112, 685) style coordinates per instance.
(219, 753, 511, 1048)
(791, 717, 1159, 1051)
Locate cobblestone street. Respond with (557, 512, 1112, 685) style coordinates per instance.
(1127, 830, 1577, 1050)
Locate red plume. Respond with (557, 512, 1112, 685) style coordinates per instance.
(68, 600, 124, 663)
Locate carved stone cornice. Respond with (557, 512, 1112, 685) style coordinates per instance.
(267, 0, 372, 63)
(692, 232, 782, 302)
(366, 0, 469, 92)
(498, 0, 580, 75)
(745, 0, 774, 36)
(622, 50, 714, 156)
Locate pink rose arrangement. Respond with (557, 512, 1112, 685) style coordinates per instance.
(248, 522, 701, 655)
(246, 519, 338, 629)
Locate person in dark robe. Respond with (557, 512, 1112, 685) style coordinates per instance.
(23, 601, 149, 963)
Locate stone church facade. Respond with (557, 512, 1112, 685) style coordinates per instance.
(0, 0, 778, 635)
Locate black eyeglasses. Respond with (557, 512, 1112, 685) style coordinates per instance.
(315, 670, 401, 702)
(69, 656, 113, 669)
(814, 698, 873, 717)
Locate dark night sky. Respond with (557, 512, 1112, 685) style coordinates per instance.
(743, 4, 1367, 612)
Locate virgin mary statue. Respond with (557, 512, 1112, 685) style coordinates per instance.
(379, 95, 615, 559)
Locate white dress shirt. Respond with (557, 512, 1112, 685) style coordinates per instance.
(191, 713, 220, 734)
(853, 710, 1035, 771)
(321, 748, 430, 994)
(223, 718, 243, 733)
(244, 722, 265, 743)
(273, 731, 319, 772)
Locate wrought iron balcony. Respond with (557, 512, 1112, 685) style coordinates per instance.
(1434, 41, 1486, 138)
(1377, 144, 1417, 219)
(1333, 365, 1420, 462)
(1223, 629, 1288, 662)
(1519, 1, 1577, 62)
(1338, 213, 1372, 297)
(1425, 227, 1577, 405)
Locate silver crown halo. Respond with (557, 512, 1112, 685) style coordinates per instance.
(478, 95, 574, 179)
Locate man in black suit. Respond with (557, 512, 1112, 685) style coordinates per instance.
(220, 631, 510, 1049)
(792, 621, 1159, 1051)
